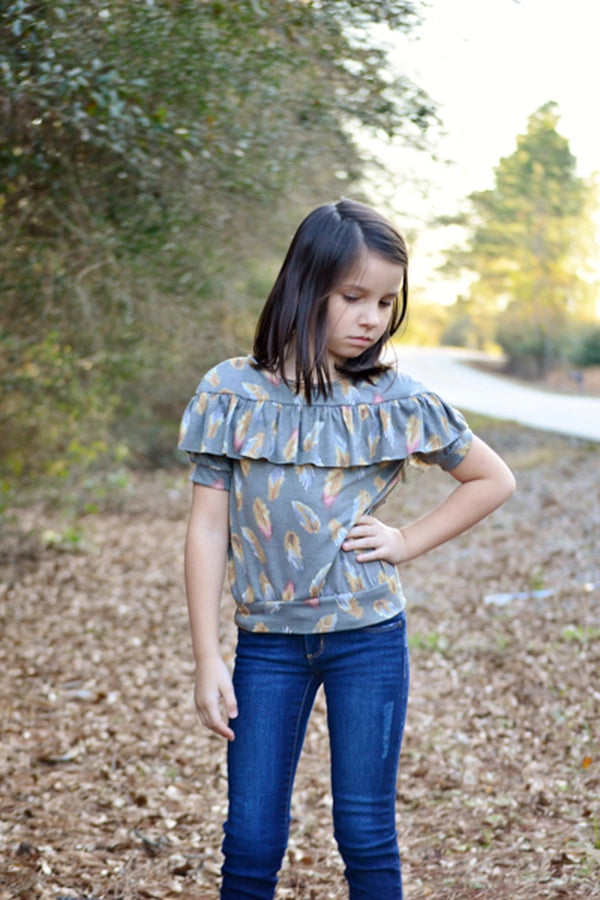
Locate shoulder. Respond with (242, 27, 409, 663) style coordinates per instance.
(345, 366, 428, 404)
(197, 356, 291, 402)
(197, 356, 254, 393)
(376, 366, 428, 399)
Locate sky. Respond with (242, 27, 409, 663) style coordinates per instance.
(365, 0, 600, 303)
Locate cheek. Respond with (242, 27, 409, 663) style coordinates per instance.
(379, 309, 393, 332)
(327, 302, 351, 332)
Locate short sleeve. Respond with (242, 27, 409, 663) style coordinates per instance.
(414, 428, 473, 471)
(188, 452, 233, 491)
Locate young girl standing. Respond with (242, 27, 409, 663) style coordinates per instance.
(179, 199, 515, 900)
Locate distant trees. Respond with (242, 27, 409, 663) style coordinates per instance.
(1, 0, 436, 488)
(440, 103, 599, 376)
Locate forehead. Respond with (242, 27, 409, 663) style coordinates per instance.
(341, 250, 404, 288)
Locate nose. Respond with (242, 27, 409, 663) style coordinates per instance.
(358, 301, 381, 328)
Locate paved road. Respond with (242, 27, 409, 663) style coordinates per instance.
(388, 346, 600, 443)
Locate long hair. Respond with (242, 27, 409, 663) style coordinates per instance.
(252, 199, 408, 401)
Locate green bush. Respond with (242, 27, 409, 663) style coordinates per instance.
(568, 325, 600, 367)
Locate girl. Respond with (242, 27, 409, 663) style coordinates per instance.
(179, 199, 515, 900)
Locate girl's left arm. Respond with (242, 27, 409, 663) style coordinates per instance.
(342, 436, 516, 566)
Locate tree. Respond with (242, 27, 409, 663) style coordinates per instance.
(440, 103, 598, 376)
(0, 0, 437, 485)
(1, 1, 434, 235)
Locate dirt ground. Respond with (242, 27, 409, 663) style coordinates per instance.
(1, 417, 599, 900)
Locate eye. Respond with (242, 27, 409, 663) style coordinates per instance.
(379, 298, 394, 308)
(342, 294, 360, 303)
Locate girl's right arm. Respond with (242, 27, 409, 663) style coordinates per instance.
(184, 483, 238, 741)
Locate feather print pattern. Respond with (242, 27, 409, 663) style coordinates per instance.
(242, 585, 255, 606)
(292, 500, 321, 534)
(268, 466, 285, 500)
(379, 405, 393, 439)
(405, 413, 421, 454)
(284, 428, 299, 462)
(282, 581, 296, 603)
(195, 392, 209, 415)
(252, 497, 272, 541)
(315, 613, 337, 633)
(179, 406, 191, 443)
(259, 572, 276, 603)
(378, 568, 399, 594)
(233, 410, 253, 452)
(328, 518, 346, 543)
(335, 593, 364, 619)
(245, 431, 266, 457)
(180, 356, 473, 634)
(345, 567, 366, 593)
(302, 420, 326, 452)
(341, 405, 354, 433)
(346, 596, 365, 619)
(233, 469, 244, 511)
(242, 527, 266, 563)
(231, 532, 244, 561)
(242, 382, 271, 401)
(296, 465, 315, 491)
(428, 433, 443, 452)
(335, 443, 350, 467)
(368, 424, 381, 460)
(323, 469, 343, 509)
(284, 531, 304, 571)
(373, 598, 396, 617)
(351, 489, 371, 521)
(207, 410, 222, 439)
(309, 563, 332, 598)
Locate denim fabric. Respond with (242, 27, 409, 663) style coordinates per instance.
(221, 613, 410, 899)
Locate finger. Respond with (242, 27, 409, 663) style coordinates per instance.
(345, 515, 376, 536)
(209, 719, 235, 741)
(198, 705, 236, 741)
(344, 530, 372, 543)
(221, 682, 239, 721)
(343, 534, 379, 550)
(355, 547, 385, 562)
(196, 695, 236, 741)
(356, 514, 376, 524)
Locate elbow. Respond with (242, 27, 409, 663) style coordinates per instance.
(499, 466, 517, 504)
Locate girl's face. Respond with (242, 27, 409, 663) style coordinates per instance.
(325, 250, 404, 372)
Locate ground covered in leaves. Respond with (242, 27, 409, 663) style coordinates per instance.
(1, 418, 599, 900)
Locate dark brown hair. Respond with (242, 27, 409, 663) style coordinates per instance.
(252, 199, 408, 401)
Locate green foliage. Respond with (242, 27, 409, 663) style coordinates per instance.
(399, 296, 449, 346)
(440, 103, 599, 376)
(440, 295, 498, 351)
(568, 324, 600, 367)
(1, 0, 433, 230)
(1, 0, 436, 489)
(0, 329, 125, 479)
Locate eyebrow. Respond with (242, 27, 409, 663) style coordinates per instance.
(341, 282, 399, 297)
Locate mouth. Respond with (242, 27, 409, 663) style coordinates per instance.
(348, 336, 372, 346)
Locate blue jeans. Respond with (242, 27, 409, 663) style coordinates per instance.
(220, 613, 409, 899)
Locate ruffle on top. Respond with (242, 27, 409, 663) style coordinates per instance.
(178, 356, 472, 470)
